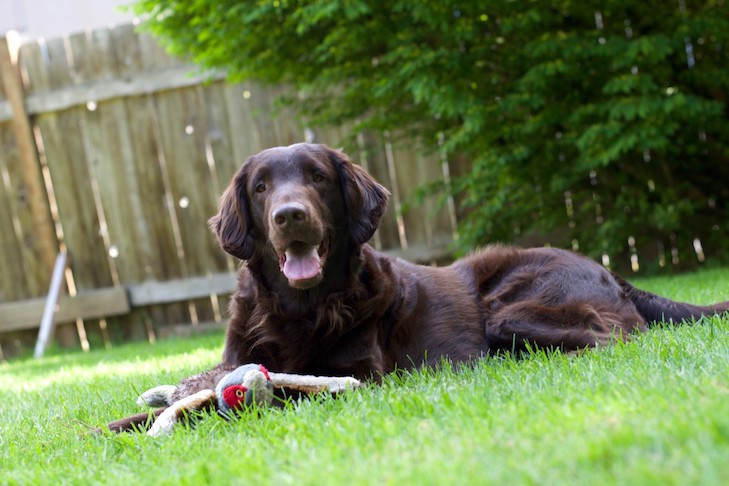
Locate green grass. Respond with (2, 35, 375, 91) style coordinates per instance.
(2, 268, 729, 485)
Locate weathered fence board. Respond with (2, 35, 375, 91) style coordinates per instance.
(128, 27, 201, 328)
(0, 59, 27, 303)
(354, 131, 402, 251)
(0, 126, 31, 301)
(0, 36, 58, 295)
(221, 83, 269, 163)
(415, 150, 458, 252)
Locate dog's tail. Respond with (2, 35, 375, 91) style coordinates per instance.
(87, 408, 165, 435)
(614, 274, 729, 325)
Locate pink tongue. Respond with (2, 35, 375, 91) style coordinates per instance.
(283, 247, 321, 281)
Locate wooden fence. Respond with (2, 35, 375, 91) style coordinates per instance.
(0, 24, 459, 359)
(1, 22, 715, 360)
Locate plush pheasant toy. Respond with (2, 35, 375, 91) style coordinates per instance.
(96, 364, 361, 436)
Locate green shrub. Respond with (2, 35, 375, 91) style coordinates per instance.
(131, 0, 729, 267)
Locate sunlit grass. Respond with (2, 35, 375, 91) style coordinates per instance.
(1, 268, 728, 485)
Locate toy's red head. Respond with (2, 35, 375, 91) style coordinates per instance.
(217, 364, 274, 413)
(222, 384, 248, 409)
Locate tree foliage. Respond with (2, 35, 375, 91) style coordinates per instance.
(132, 0, 729, 270)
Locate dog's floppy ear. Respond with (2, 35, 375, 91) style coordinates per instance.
(329, 147, 390, 245)
(209, 164, 255, 260)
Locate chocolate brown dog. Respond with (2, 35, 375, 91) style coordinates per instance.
(166, 142, 728, 389)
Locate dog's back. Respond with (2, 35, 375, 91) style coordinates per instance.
(459, 246, 729, 353)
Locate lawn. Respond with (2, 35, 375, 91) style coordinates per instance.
(1, 268, 729, 485)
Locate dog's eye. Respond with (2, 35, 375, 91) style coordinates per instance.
(255, 182, 266, 193)
(312, 172, 325, 183)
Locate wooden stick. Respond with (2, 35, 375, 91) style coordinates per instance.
(34, 252, 67, 358)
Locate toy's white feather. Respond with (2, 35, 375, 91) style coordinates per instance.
(269, 372, 361, 393)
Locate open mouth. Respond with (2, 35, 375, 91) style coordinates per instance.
(277, 239, 328, 289)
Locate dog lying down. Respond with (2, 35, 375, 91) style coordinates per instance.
(106, 143, 729, 434)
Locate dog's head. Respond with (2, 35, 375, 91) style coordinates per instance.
(210, 143, 389, 289)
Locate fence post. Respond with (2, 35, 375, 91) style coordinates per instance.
(0, 32, 57, 277)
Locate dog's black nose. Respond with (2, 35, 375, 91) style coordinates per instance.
(272, 203, 308, 228)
